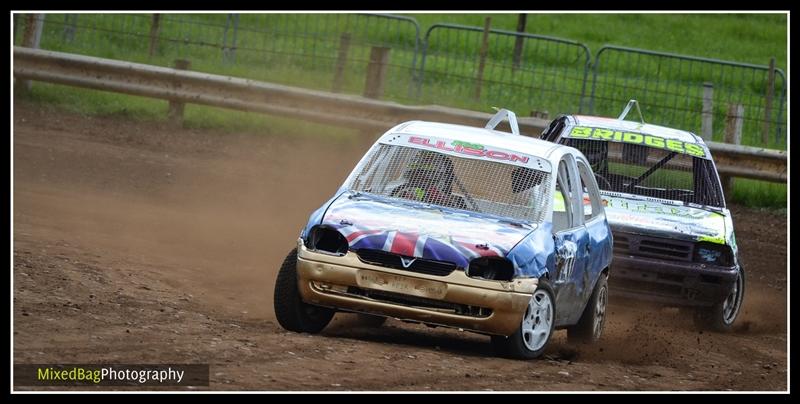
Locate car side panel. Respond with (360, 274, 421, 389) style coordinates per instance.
(553, 227, 589, 326)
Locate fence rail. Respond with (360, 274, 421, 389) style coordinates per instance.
(14, 13, 787, 151)
(590, 45, 787, 148)
(13, 47, 786, 183)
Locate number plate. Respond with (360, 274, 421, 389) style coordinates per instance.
(356, 270, 447, 300)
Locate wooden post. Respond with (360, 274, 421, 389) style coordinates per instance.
(20, 14, 44, 92)
(168, 59, 191, 126)
(62, 14, 78, 42)
(331, 33, 351, 93)
(762, 57, 776, 146)
(363, 46, 391, 99)
(721, 104, 744, 199)
(701, 82, 714, 141)
(148, 14, 161, 58)
(21, 14, 44, 48)
(512, 14, 527, 71)
(474, 17, 492, 100)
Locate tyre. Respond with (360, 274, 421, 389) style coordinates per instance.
(694, 266, 745, 332)
(273, 248, 335, 333)
(355, 313, 388, 328)
(567, 273, 608, 344)
(491, 279, 555, 359)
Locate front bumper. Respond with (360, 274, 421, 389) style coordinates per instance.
(610, 254, 739, 307)
(295, 239, 535, 336)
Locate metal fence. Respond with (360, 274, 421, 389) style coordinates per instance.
(417, 23, 592, 119)
(15, 13, 787, 149)
(27, 13, 422, 101)
(589, 46, 787, 148)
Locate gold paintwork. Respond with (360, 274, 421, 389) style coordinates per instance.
(295, 239, 537, 336)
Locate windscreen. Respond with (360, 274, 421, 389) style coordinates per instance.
(346, 144, 552, 223)
(563, 137, 724, 207)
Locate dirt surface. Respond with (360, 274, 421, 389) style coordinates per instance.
(13, 102, 788, 391)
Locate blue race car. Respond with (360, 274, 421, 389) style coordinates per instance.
(274, 109, 613, 359)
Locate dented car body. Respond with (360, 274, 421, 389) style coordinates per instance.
(542, 110, 745, 331)
(274, 110, 613, 359)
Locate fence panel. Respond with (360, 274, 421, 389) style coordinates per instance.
(589, 46, 787, 148)
(418, 23, 592, 119)
(32, 13, 422, 102)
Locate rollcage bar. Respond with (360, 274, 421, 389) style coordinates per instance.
(618, 99, 645, 124)
(485, 107, 520, 136)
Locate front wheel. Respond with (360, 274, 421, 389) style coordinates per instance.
(694, 266, 745, 332)
(273, 248, 335, 333)
(491, 279, 555, 359)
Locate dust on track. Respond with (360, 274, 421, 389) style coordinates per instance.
(13, 102, 787, 391)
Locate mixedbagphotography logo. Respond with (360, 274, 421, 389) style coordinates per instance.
(14, 364, 209, 387)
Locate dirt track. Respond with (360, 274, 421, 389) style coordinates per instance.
(13, 102, 788, 391)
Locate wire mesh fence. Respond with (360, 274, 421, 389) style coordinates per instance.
(589, 46, 787, 149)
(417, 23, 592, 119)
(15, 13, 787, 149)
(26, 13, 423, 102)
(347, 143, 552, 223)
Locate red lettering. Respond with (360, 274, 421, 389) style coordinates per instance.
(509, 154, 530, 163)
(435, 140, 455, 151)
(461, 147, 484, 157)
(486, 151, 509, 160)
(407, 135, 532, 166)
(408, 136, 429, 145)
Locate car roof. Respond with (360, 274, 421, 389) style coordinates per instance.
(570, 115, 704, 144)
(385, 120, 564, 158)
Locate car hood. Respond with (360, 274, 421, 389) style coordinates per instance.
(601, 193, 728, 244)
(320, 193, 535, 268)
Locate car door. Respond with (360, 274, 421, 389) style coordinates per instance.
(576, 158, 613, 304)
(552, 154, 591, 327)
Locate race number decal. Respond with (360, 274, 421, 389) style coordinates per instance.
(555, 239, 578, 283)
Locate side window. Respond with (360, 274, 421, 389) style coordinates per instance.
(577, 160, 604, 221)
(553, 156, 583, 232)
(540, 116, 566, 142)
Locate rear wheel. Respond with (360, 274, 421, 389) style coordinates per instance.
(491, 280, 555, 359)
(567, 273, 608, 344)
(694, 267, 745, 332)
(273, 248, 334, 333)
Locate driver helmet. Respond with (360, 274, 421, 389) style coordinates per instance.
(402, 151, 455, 196)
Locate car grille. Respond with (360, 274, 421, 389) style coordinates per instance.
(355, 249, 457, 276)
(345, 286, 492, 318)
(613, 232, 694, 262)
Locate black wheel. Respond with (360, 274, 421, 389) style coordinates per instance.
(273, 248, 334, 333)
(491, 279, 555, 360)
(694, 266, 745, 332)
(355, 313, 388, 328)
(567, 273, 608, 344)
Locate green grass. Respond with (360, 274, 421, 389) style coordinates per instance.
(17, 82, 361, 143)
(13, 13, 787, 208)
(728, 178, 787, 209)
(408, 13, 786, 70)
(16, 13, 787, 150)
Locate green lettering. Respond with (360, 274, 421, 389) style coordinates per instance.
(644, 135, 665, 149)
(613, 131, 624, 141)
(666, 139, 684, 153)
(452, 140, 484, 150)
(592, 128, 614, 140)
(570, 126, 592, 138)
(684, 143, 706, 157)
(623, 132, 644, 144)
